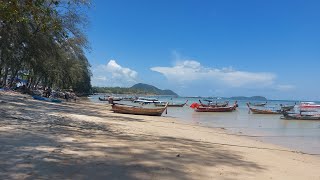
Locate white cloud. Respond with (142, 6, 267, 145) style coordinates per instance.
(92, 60, 138, 87)
(151, 60, 276, 88)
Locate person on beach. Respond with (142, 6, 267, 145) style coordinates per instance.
(71, 91, 77, 102)
(64, 92, 70, 102)
(108, 96, 114, 104)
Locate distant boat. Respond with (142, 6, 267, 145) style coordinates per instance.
(111, 103, 168, 116)
(300, 102, 320, 108)
(247, 103, 281, 114)
(99, 96, 122, 101)
(98, 97, 108, 101)
(199, 100, 229, 107)
(280, 104, 295, 111)
(155, 100, 188, 107)
(281, 111, 320, 120)
(190, 102, 237, 112)
(248, 101, 267, 106)
(133, 97, 161, 104)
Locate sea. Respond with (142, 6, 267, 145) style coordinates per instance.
(88, 95, 320, 155)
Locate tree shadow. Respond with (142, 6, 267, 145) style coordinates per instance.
(0, 95, 265, 179)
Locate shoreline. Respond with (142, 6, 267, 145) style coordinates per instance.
(0, 92, 319, 179)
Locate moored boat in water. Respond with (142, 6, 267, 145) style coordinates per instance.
(248, 101, 267, 106)
(133, 97, 162, 104)
(98, 97, 108, 101)
(247, 103, 281, 114)
(199, 100, 229, 108)
(281, 111, 320, 120)
(155, 100, 188, 107)
(280, 104, 295, 111)
(299, 102, 320, 108)
(190, 101, 237, 112)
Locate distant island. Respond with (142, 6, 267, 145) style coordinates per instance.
(92, 83, 178, 96)
(198, 96, 268, 101)
(228, 96, 267, 101)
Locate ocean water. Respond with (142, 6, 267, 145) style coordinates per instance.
(89, 95, 320, 155)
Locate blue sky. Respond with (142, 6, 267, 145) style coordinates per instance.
(86, 0, 320, 100)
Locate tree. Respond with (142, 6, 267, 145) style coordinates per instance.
(0, 0, 92, 94)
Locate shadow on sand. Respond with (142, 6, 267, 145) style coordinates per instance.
(0, 95, 265, 179)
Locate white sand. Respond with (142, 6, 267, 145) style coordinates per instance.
(0, 92, 319, 180)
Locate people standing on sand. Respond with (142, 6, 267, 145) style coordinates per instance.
(64, 91, 70, 102)
(48, 87, 52, 97)
(108, 96, 114, 104)
(70, 91, 77, 102)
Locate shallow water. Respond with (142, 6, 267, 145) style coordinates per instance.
(89, 95, 320, 155)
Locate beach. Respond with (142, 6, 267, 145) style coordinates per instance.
(0, 92, 320, 180)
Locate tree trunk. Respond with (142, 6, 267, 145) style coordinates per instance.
(2, 67, 8, 87)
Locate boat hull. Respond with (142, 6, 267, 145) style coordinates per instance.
(195, 105, 236, 112)
(249, 108, 281, 114)
(111, 104, 167, 116)
(247, 103, 281, 114)
(281, 112, 320, 120)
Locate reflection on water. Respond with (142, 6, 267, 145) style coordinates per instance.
(89, 95, 320, 154)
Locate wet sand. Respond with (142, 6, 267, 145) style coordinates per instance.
(0, 92, 320, 179)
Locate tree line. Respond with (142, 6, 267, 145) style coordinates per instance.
(92, 87, 153, 95)
(0, 0, 92, 94)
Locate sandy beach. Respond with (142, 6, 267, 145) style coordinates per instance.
(0, 92, 319, 180)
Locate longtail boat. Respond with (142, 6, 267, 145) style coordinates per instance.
(248, 101, 267, 106)
(111, 103, 168, 116)
(190, 102, 237, 112)
(155, 100, 188, 107)
(99, 97, 108, 101)
(281, 111, 320, 120)
(299, 102, 320, 108)
(247, 103, 281, 114)
(99, 96, 122, 101)
(280, 104, 295, 111)
(133, 97, 161, 104)
(199, 100, 228, 107)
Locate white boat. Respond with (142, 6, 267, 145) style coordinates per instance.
(133, 97, 162, 104)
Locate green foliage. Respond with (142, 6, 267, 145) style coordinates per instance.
(0, 0, 92, 94)
(92, 83, 178, 96)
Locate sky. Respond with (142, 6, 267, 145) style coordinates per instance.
(86, 0, 320, 100)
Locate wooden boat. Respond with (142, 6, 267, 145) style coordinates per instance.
(249, 101, 267, 106)
(193, 102, 237, 112)
(111, 103, 168, 116)
(155, 100, 188, 107)
(299, 102, 320, 108)
(199, 100, 229, 107)
(247, 103, 281, 114)
(281, 111, 320, 120)
(99, 96, 122, 101)
(280, 105, 295, 111)
(133, 97, 161, 104)
(99, 97, 108, 101)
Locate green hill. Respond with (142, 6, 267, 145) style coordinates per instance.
(92, 83, 178, 96)
(130, 83, 177, 95)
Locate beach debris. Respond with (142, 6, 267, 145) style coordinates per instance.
(176, 153, 180, 157)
